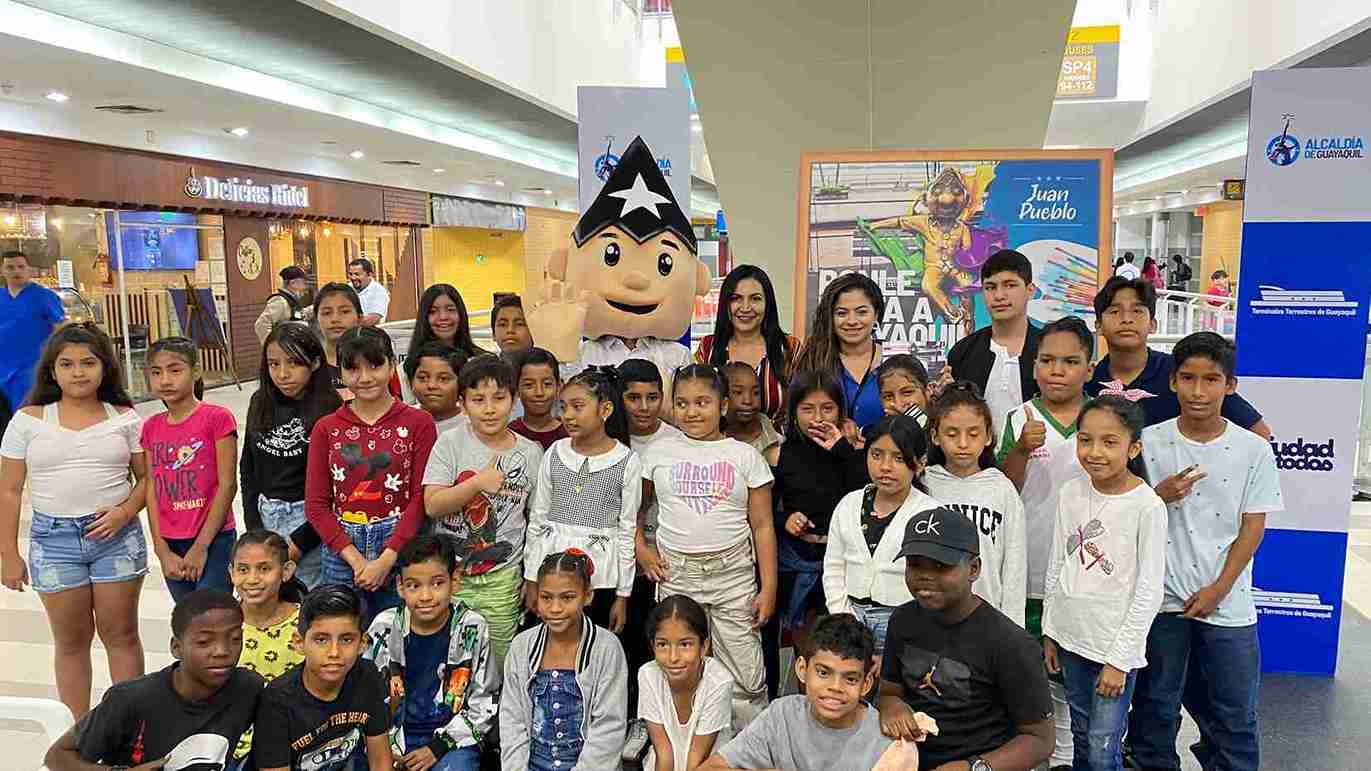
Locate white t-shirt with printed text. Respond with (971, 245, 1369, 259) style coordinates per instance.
(642, 434, 773, 553)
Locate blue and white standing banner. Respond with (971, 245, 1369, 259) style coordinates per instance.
(1237, 67, 1371, 676)
(576, 86, 691, 213)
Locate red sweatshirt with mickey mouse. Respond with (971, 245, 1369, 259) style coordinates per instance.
(305, 400, 437, 555)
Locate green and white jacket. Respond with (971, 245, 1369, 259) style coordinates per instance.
(364, 599, 499, 757)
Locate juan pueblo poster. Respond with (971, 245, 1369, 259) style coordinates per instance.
(794, 150, 1113, 377)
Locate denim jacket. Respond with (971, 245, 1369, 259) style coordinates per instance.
(364, 599, 498, 757)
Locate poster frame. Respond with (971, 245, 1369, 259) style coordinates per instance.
(791, 148, 1115, 337)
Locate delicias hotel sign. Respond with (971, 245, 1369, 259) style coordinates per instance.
(183, 167, 310, 208)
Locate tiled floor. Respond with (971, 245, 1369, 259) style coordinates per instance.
(0, 383, 1365, 769)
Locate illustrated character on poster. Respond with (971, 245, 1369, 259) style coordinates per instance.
(866, 164, 1004, 335)
(526, 135, 711, 405)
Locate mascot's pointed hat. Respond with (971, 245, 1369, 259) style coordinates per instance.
(573, 136, 697, 254)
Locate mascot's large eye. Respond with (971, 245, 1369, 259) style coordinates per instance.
(658, 253, 673, 276)
(603, 242, 621, 266)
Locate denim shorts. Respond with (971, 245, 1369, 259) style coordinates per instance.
(29, 511, 148, 594)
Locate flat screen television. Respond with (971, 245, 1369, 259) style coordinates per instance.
(105, 211, 200, 271)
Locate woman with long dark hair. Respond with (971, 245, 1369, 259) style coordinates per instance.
(0, 324, 147, 718)
(694, 265, 799, 423)
(408, 284, 486, 362)
(792, 272, 886, 429)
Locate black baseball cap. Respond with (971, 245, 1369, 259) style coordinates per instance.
(893, 506, 980, 566)
(280, 265, 307, 282)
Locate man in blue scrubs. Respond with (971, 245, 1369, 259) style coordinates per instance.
(0, 251, 65, 416)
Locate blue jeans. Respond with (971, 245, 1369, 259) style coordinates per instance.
(849, 602, 895, 653)
(163, 529, 236, 602)
(319, 516, 401, 627)
(28, 512, 147, 594)
(1126, 613, 1261, 771)
(257, 496, 321, 588)
(402, 734, 479, 771)
(1059, 647, 1136, 771)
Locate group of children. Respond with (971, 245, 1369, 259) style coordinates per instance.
(8, 262, 1281, 771)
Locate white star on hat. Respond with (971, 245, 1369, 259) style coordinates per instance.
(608, 173, 671, 219)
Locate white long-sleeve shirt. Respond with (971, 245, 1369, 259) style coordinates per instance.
(1042, 476, 1167, 671)
(924, 465, 1028, 627)
(524, 439, 642, 596)
(823, 484, 943, 613)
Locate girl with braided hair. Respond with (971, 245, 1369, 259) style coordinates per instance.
(523, 365, 641, 635)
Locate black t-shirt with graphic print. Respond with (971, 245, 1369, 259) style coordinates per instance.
(75, 664, 264, 768)
(880, 600, 1052, 769)
(253, 662, 390, 770)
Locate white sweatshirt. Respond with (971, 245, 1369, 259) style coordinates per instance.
(923, 465, 1028, 627)
(823, 484, 944, 613)
(1043, 476, 1167, 672)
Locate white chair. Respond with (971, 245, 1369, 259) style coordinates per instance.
(0, 696, 74, 770)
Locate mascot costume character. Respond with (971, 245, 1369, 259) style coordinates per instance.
(526, 136, 710, 400)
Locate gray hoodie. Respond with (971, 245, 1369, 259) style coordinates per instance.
(499, 617, 628, 770)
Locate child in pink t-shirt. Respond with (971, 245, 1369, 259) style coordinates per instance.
(140, 338, 239, 601)
(1204, 270, 1233, 332)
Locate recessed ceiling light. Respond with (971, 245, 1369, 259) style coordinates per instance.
(432, 168, 445, 173)
(227, 127, 249, 137)
(691, 124, 702, 132)
(349, 150, 365, 159)
(542, 189, 553, 195)
(493, 179, 505, 187)
(45, 91, 69, 103)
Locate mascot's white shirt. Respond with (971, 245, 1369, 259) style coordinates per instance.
(560, 336, 692, 385)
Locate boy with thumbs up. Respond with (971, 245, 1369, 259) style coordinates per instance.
(422, 355, 545, 667)
(996, 315, 1094, 771)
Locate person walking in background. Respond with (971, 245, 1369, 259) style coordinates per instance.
(1114, 253, 1141, 280)
(1, 251, 66, 421)
(1168, 255, 1192, 292)
(695, 265, 800, 424)
(348, 257, 391, 326)
(254, 265, 312, 343)
(1141, 256, 1164, 290)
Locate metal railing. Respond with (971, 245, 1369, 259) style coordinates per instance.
(1153, 288, 1236, 342)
